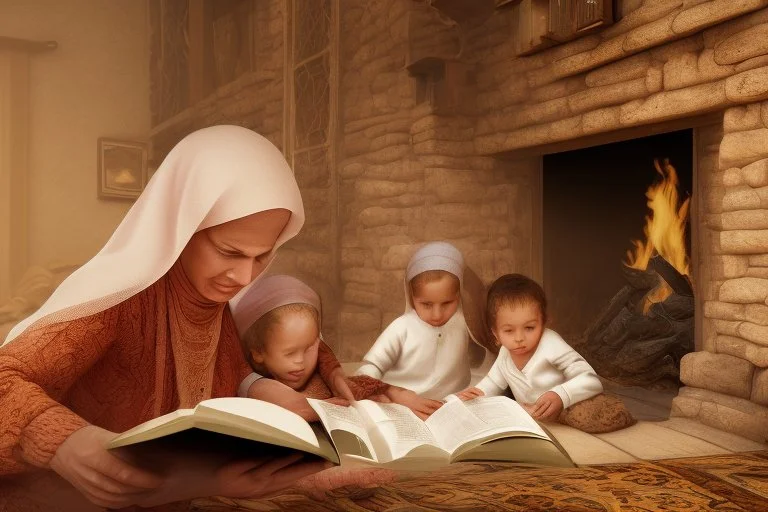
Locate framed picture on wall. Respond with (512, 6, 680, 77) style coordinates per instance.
(97, 138, 148, 200)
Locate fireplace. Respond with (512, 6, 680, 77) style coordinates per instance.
(543, 130, 694, 389)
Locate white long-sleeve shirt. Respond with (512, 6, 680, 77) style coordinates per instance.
(355, 309, 476, 400)
(475, 328, 602, 409)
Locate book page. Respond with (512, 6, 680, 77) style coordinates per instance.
(354, 401, 441, 461)
(424, 396, 550, 455)
(424, 398, 487, 453)
(465, 396, 548, 438)
(307, 399, 377, 460)
(196, 397, 319, 448)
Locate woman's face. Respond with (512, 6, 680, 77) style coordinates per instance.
(179, 208, 291, 302)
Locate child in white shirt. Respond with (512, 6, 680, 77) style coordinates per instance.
(458, 273, 635, 433)
(355, 242, 494, 402)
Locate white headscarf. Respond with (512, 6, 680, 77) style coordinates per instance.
(4, 125, 304, 344)
(403, 241, 496, 363)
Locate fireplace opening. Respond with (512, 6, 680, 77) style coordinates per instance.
(543, 129, 694, 392)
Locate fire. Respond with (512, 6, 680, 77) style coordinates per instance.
(625, 159, 690, 311)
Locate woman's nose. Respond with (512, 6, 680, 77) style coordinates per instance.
(227, 260, 253, 286)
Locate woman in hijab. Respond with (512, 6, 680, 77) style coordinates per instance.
(0, 125, 326, 510)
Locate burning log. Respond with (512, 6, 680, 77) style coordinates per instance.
(578, 159, 694, 388)
(649, 253, 693, 297)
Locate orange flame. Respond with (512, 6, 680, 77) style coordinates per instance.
(625, 159, 690, 311)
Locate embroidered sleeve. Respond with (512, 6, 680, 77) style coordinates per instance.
(0, 308, 120, 473)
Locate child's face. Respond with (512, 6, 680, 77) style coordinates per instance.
(492, 301, 544, 358)
(411, 275, 460, 327)
(250, 313, 320, 390)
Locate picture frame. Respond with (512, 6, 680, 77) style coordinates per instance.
(97, 138, 148, 200)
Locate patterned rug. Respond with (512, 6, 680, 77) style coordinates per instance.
(192, 451, 768, 511)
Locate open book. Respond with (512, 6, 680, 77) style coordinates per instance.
(108, 395, 573, 470)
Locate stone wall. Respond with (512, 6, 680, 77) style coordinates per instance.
(671, 100, 768, 443)
(467, 1, 768, 154)
(335, 0, 540, 360)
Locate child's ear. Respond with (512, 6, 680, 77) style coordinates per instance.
(250, 348, 265, 365)
(490, 328, 501, 346)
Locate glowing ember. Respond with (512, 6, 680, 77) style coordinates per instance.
(625, 159, 691, 312)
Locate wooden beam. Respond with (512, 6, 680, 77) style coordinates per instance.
(0, 36, 57, 53)
(187, 0, 213, 104)
(494, 112, 722, 159)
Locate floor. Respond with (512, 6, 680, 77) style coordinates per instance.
(340, 362, 768, 465)
(535, 378, 766, 465)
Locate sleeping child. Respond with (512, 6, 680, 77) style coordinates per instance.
(355, 241, 494, 401)
(457, 273, 636, 433)
(231, 274, 442, 420)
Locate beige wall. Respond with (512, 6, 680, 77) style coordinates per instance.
(0, 0, 149, 268)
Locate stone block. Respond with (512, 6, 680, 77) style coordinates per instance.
(752, 368, 768, 404)
(339, 307, 381, 333)
(717, 334, 768, 367)
(672, 0, 768, 37)
(714, 22, 768, 65)
(720, 229, 768, 253)
(663, 49, 735, 91)
(738, 321, 768, 346)
(710, 254, 750, 279)
(568, 77, 648, 115)
(723, 103, 764, 133)
(624, 12, 676, 53)
(607, 0, 683, 40)
(725, 66, 768, 103)
(354, 179, 408, 199)
(721, 185, 762, 211)
(584, 52, 652, 87)
(720, 128, 768, 169)
(620, 81, 727, 126)
(680, 352, 754, 398)
(721, 168, 743, 187)
(718, 276, 768, 302)
(582, 106, 622, 134)
(341, 267, 381, 285)
(380, 244, 415, 270)
(746, 267, 768, 279)
(719, 210, 768, 230)
(704, 300, 746, 321)
(712, 319, 741, 337)
(742, 158, 768, 187)
(671, 386, 768, 442)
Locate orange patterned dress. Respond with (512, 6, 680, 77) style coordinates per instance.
(0, 262, 253, 511)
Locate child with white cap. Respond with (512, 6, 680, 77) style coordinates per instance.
(355, 242, 493, 402)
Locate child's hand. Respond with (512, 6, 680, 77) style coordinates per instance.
(526, 391, 563, 421)
(456, 387, 484, 401)
(327, 368, 355, 402)
(385, 387, 443, 420)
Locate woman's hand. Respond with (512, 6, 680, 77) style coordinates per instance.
(456, 387, 485, 401)
(384, 387, 443, 420)
(523, 391, 563, 421)
(49, 425, 164, 509)
(134, 453, 331, 507)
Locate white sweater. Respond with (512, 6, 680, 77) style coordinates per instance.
(475, 329, 602, 409)
(355, 310, 473, 400)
